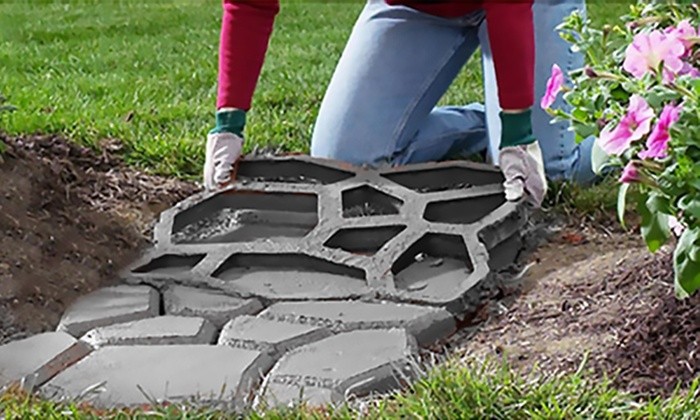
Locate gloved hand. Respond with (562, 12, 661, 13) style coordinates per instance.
(498, 109, 547, 207)
(203, 108, 246, 190)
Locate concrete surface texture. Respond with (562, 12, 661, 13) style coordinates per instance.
(0, 156, 528, 411)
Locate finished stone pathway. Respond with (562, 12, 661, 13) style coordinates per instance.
(0, 156, 528, 411)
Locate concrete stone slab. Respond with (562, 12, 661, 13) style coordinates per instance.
(163, 285, 263, 328)
(218, 316, 332, 357)
(260, 301, 456, 346)
(0, 332, 77, 389)
(81, 316, 217, 347)
(257, 329, 417, 408)
(57, 285, 159, 337)
(42, 345, 273, 410)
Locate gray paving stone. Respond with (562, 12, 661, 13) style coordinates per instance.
(257, 329, 417, 408)
(0, 332, 77, 389)
(41, 345, 273, 409)
(57, 285, 159, 337)
(164, 285, 263, 328)
(259, 301, 456, 346)
(218, 315, 332, 357)
(81, 316, 217, 347)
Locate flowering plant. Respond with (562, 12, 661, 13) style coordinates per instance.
(542, 1, 700, 297)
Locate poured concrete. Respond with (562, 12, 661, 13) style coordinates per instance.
(42, 345, 273, 409)
(218, 315, 332, 357)
(57, 285, 159, 337)
(81, 316, 217, 347)
(0, 332, 77, 389)
(173, 208, 318, 244)
(163, 285, 263, 328)
(260, 301, 456, 346)
(258, 329, 417, 407)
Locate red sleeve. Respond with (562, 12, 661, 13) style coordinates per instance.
(483, 1, 534, 110)
(216, 0, 280, 110)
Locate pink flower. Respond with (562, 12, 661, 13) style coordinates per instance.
(623, 30, 685, 81)
(619, 161, 641, 184)
(540, 64, 564, 109)
(639, 103, 683, 160)
(669, 216, 685, 237)
(679, 62, 700, 78)
(666, 20, 698, 52)
(598, 95, 654, 155)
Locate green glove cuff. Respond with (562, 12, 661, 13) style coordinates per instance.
(209, 109, 246, 137)
(499, 109, 536, 149)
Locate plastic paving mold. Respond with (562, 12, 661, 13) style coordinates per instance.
(382, 165, 504, 193)
(171, 191, 319, 244)
(4, 155, 530, 411)
(342, 185, 403, 218)
(324, 225, 407, 255)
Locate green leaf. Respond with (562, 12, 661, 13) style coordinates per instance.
(647, 193, 672, 214)
(674, 227, 700, 298)
(678, 195, 700, 219)
(638, 194, 671, 253)
(617, 183, 630, 228)
(693, 79, 700, 97)
(572, 108, 590, 122)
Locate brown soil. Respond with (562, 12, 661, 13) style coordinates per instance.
(0, 133, 197, 343)
(462, 227, 699, 397)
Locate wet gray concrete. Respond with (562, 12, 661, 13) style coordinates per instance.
(258, 329, 418, 407)
(81, 316, 217, 347)
(0, 332, 76, 389)
(42, 345, 272, 409)
(57, 285, 159, 337)
(163, 285, 263, 328)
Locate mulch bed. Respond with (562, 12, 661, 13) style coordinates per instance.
(597, 251, 699, 396)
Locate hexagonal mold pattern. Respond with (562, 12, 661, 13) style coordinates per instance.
(391, 233, 473, 295)
(130, 155, 526, 308)
(171, 191, 318, 244)
(342, 186, 402, 218)
(424, 194, 506, 225)
(382, 165, 504, 193)
(324, 226, 406, 255)
(211, 253, 368, 301)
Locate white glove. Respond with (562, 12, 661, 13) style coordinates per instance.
(203, 132, 243, 190)
(498, 142, 548, 208)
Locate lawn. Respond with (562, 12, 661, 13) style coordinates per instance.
(1, 0, 629, 178)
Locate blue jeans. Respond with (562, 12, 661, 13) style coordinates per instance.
(310, 0, 596, 184)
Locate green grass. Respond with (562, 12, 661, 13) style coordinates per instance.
(0, 0, 630, 178)
(3, 359, 698, 419)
